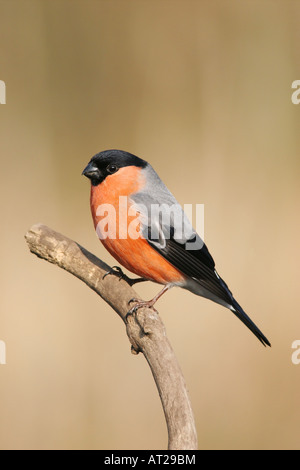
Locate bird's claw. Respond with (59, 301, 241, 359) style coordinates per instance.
(103, 266, 126, 281)
(126, 298, 158, 322)
(103, 267, 147, 286)
(126, 298, 140, 321)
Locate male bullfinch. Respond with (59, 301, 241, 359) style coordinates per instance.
(82, 149, 270, 347)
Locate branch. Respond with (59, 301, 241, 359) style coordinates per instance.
(25, 223, 198, 450)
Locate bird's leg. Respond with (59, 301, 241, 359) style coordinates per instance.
(126, 284, 172, 320)
(103, 265, 148, 286)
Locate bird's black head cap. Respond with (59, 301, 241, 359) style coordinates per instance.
(82, 149, 148, 186)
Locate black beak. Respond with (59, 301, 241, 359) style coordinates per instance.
(82, 162, 100, 180)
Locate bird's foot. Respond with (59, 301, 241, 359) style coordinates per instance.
(126, 298, 158, 321)
(103, 266, 125, 281)
(126, 285, 170, 321)
(103, 266, 147, 286)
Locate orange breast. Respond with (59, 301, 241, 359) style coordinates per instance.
(90, 166, 185, 285)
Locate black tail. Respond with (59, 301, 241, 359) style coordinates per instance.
(230, 298, 271, 347)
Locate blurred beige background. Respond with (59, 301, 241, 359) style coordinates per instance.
(0, 0, 299, 450)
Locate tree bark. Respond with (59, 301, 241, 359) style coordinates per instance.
(25, 223, 198, 450)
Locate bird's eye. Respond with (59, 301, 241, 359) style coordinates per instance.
(106, 164, 118, 174)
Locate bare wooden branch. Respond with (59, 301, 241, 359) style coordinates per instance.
(25, 223, 198, 450)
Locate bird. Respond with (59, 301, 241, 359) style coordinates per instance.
(82, 149, 270, 347)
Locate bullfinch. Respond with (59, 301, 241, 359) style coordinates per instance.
(82, 149, 270, 347)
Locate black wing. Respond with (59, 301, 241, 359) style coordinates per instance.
(147, 231, 271, 347)
(148, 229, 234, 307)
